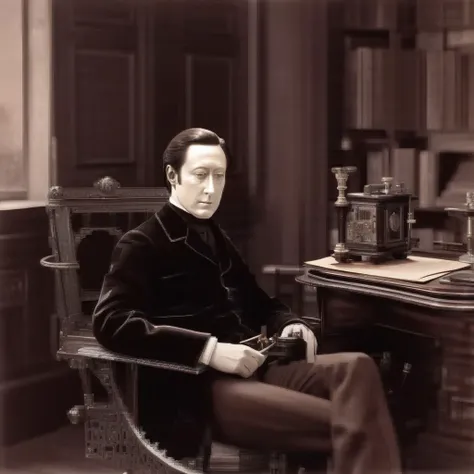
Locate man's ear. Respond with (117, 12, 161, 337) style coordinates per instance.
(166, 165, 178, 187)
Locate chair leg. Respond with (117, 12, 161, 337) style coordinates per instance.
(202, 444, 212, 472)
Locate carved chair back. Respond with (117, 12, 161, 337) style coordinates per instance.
(42, 177, 169, 349)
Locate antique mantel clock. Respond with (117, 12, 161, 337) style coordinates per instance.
(331, 166, 418, 263)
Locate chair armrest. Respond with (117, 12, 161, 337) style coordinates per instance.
(262, 264, 304, 276)
(40, 254, 79, 270)
(57, 338, 205, 375)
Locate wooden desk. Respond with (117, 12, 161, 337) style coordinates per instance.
(296, 265, 474, 472)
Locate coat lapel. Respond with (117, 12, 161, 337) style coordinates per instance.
(185, 227, 217, 266)
(211, 222, 232, 276)
(155, 203, 218, 266)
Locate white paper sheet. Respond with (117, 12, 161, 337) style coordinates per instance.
(304, 255, 471, 283)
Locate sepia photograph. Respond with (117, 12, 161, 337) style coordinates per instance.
(1, 0, 474, 473)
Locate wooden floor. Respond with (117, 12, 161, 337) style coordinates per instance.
(2, 425, 115, 474)
(0, 425, 259, 474)
(2, 424, 473, 474)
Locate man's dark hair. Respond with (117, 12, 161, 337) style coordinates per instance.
(162, 127, 231, 191)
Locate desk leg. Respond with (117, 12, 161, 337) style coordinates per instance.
(315, 287, 325, 338)
(294, 283, 304, 317)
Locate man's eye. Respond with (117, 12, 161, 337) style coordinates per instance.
(215, 174, 225, 179)
(195, 173, 206, 179)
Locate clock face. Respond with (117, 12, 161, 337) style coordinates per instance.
(389, 212, 400, 232)
(386, 207, 404, 242)
(346, 205, 377, 244)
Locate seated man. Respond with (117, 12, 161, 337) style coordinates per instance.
(93, 128, 402, 474)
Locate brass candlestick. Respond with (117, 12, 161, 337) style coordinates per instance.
(440, 192, 474, 285)
(331, 166, 357, 262)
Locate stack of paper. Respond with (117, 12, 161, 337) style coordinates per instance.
(304, 256, 471, 283)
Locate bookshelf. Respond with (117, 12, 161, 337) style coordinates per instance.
(329, 0, 474, 251)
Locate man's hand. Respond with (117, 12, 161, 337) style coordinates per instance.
(280, 323, 318, 363)
(208, 343, 266, 378)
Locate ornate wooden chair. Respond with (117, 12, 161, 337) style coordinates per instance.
(40, 177, 286, 474)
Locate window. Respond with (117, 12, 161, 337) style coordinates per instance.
(0, 0, 27, 200)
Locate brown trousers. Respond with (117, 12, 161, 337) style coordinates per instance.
(210, 352, 402, 474)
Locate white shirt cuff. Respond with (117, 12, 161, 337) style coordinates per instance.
(199, 336, 218, 365)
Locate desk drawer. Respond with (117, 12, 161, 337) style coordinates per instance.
(322, 290, 376, 330)
(438, 359, 474, 439)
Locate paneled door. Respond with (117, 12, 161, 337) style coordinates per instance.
(53, 0, 251, 244)
(53, 0, 156, 187)
(151, 0, 250, 239)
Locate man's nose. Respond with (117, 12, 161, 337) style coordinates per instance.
(204, 176, 215, 194)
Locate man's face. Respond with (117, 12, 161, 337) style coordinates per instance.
(169, 144, 227, 219)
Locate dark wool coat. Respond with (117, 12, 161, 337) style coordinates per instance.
(92, 203, 304, 458)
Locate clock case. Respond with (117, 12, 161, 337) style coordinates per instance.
(332, 174, 418, 264)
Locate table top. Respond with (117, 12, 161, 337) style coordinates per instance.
(296, 264, 474, 311)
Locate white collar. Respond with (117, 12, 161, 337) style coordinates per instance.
(169, 195, 189, 214)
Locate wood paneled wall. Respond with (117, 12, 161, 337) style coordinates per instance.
(250, 0, 330, 279)
(53, 0, 251, 251)
(0, 205, 80, 447)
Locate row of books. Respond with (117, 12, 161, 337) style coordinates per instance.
(343, 0, 474, 31)
(345, 47, 474, 131)
(364, 146, 469, 250)
(365, 146, 474, 207)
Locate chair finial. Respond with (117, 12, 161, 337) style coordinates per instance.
(93, 176, 121, 195)
(48, 185, 64, 200)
